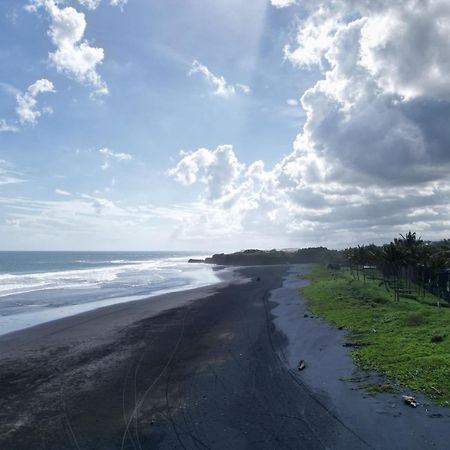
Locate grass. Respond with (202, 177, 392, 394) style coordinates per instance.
(302, 266, 450, 405)
(366, 383, 398, 396)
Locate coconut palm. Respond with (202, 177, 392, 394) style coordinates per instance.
(428, 251, 450, 307)
(380, 242, 406, 301)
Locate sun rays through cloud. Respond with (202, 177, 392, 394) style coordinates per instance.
(0, 0, 449, 250)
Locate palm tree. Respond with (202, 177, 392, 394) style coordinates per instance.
(355, 245, 368, 282)
(344, 247, 359, 279)
(394, 232, 424, 292)
(428, 251, 450, 307)
(380, 242, 406, 301)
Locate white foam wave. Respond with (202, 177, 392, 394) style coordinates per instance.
(0, 256, 209, 298)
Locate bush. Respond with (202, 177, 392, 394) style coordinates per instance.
(372, 297, 389, 305)
(404, 312, 426, 326)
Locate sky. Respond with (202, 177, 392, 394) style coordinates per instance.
(0, 0, 449, 251)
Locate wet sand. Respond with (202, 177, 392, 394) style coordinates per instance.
(1, 265, 450, 449)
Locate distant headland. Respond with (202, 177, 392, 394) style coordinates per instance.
(189, 247, 343, 266)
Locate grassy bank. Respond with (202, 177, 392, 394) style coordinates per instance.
(303, 266, 450, 405)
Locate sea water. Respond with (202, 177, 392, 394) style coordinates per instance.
(0, 251, 219, 336)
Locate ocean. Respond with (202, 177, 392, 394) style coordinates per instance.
(0, 251, 219, 336)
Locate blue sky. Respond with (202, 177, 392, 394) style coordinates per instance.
(1, 0, 450, 250)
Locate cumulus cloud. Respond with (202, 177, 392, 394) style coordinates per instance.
(168, 145, 245, 200)
(99, 147, 132, 170)
(284, 7, 341, 68)
(359, 1, 450, 101)
(189, 60, 250, 98)
(10, 0, 449, 249)
(169, 1, 450, 247)
(169, 145, 450, 247)
(27, 0, 108, 96)
(16, 79, 55, 125)
(287, 0, 450, 187)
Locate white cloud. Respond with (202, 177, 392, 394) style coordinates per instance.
(286, 99, 299, 106)
(0, 120, 18, 133)
(189, 60, 250, 98)
(77, 0, 127, 10)
(171, 1, 450, 245)
(358, 1, 450, 101)
(229, 0, 450, 245)
(27, 0, 108, 96)
(286, 0, 450, 187)
(99, 147, 132, 161)
(99, 147, 132, 170)
(55, 188, 71, 196)
(77, 0, 101, 9)
(16, 79, 55, 125)
(284, 7, 341, 68)
(110, 0, 128, 8)
(8, 0, 450, 249)
(271, 0, 297, 8)
(168, 145, 244, 200)
(169, 144, 450, 248)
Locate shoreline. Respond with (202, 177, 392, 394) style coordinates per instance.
(0, 266, 242, 348)
(2, 264, 450, 449)
(0, 265, 293, 449)
(271, 266, 450, 450)
(0, 264, 237, 338)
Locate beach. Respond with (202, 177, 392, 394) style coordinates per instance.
(1, 264, 450, 449)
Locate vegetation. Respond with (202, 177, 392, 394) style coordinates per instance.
(204, 247, 344, 266)
(303, 265, 450, 405)
(205, 233, 450, 302)
(366, 383, 398, 396)
(343, 232, 450, 305)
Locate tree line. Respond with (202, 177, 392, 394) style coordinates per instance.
(343, 232, 450, 304)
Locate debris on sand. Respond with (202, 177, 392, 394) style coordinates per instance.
(431, 386, 443, 396)
(402, 395, 418, 408)
(298, 360, 306, 371)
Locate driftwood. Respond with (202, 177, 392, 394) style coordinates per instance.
(431, 386, 443, 396)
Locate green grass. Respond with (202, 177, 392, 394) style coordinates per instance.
(302, 266, 450, 405)
(366, 383, 398, 396)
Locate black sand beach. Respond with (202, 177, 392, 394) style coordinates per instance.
(1, 265, 450, 449)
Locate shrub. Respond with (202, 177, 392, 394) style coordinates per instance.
(404, 312, 426, 326)
(372, 297, 389, 305)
